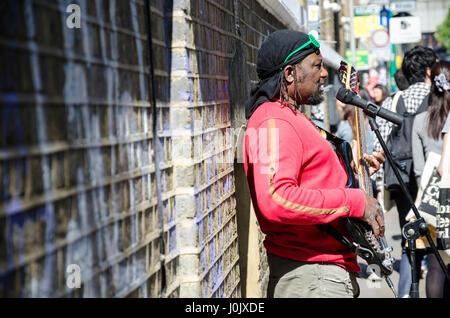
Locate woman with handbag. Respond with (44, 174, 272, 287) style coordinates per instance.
(411, 60, 450, 298)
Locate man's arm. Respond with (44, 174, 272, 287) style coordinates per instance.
(245, 118, 367, 226)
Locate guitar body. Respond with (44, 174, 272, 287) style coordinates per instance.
(344, 218, 394, 276)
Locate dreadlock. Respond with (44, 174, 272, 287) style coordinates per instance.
(279, 65, 303, 115)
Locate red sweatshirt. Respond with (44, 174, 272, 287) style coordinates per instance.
(244, 100, 366, 273)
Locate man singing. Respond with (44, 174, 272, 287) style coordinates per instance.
(244, 30, 385, 298)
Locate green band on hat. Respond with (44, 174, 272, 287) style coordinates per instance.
(280, 34, 320, 70)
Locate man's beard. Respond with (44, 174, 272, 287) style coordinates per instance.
(305, 89, 324, 105)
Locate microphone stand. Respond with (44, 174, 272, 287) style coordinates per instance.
(366, 115, 450, 298)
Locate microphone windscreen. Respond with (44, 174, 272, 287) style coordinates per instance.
(335, 86, 355, 104)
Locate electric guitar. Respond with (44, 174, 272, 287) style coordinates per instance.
(336, 61, 396, 295)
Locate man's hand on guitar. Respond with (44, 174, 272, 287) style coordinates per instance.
(349, 141, 385, 176)
(361, 194, 385, 238)
(364, 149, 385, 176)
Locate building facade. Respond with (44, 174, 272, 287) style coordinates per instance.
(0, 0, 343, 297)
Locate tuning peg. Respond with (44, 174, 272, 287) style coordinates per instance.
(382, 259, 392, 267)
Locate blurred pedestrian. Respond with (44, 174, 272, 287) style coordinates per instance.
(373, 84, 389, 106)
(438, 115, 450, 177)
(372, 69, 410, 205)
(372, 46, 437, 297)
(336, 96, 377, 198)
(412, 61, 450, 182)
(437, 111, 450, 299)
(336, 90, 376, 155)
(411, 61, 450, 298)
(394, 68, 410, 91)
(336, 100, 353, 142)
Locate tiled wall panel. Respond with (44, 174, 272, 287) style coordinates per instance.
(0, 0, 288, 298)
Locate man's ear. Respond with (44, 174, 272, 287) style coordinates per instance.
(283, 65, 295, 84)
(426, 67, 431, 79)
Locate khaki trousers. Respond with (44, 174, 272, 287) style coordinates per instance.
(267, 252, 360, 298)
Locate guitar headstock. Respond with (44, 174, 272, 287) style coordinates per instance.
(338, 60, 360, 95)
(338, 61, 370, 190)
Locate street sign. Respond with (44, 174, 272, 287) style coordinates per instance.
(371, 30, 392, 61)
(379, 6, 392, 28)
(390, 0, 416, 13)
(307, 0, 320, 33)
(354, 5, 380, 16)
(345, 49, 369, 70)
(371, 29, 390, 48)
(354, 15, 383, 38)
(389, 16, 421, 44)
(362, 0, 389, 4)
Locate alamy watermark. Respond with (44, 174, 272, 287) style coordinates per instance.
(66, 264, 82, 289)
(188, 120, 280, 175)
(66, 4, 81, 29)
(365, 264, 382, 289)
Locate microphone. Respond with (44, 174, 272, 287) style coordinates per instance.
(336, 86, 403, 126)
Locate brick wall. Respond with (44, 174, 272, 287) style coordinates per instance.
(232, 0, 286, 298)
(0, 0, 168, 298)
(0, 0, 290, 298)
(175, 0, 288, 297)
(175, 0, 239, 297)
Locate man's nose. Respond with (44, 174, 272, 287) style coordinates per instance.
(321, 66, 328, 78)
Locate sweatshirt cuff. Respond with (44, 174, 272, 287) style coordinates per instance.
(346, 188, 366, 218)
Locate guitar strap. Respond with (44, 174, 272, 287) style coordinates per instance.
(317, 223, 356, 252)
(314, 126, 358, 252)
(315, 126, 356, 188)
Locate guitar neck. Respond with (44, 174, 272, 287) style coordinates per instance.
(339, 60, 373, 197)
(354, 107, 373, 197)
